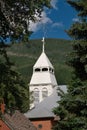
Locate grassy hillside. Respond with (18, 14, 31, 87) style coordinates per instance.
(7, 38, 73, 85)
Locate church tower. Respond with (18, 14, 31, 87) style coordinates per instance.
(29, 38, 58, 107)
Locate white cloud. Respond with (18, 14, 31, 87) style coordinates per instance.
(29, 0, 59, 32)
(29, 21, 39, 32)
(72, 18, 80, 22)
(51, 0, 58, 10)
(40, 12, 52, 24)
(52, 22, 63, 28)
(29, 12, 52, 32)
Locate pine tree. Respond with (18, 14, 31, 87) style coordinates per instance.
(53, 0, 87, 130)
(0, 44, 29, 113)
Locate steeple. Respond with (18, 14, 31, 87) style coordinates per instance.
(33, 37, 53, 69)
(29, 38, 58, 108)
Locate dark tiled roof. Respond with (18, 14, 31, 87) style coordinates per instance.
(3, 110, 37, 130)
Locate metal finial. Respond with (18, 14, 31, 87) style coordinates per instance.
(42, 37, 45, 52)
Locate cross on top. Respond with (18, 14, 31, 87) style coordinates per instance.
(42, 37, 45, 52)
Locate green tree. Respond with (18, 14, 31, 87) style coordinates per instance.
(0, 0, 51, 43)
(53, 0, 87, 130)
(0, 0, 51, 113)
(0, 45, 29, 112)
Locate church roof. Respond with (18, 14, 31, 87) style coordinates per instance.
(34, 52, 53, 68)
(25, 85, 67, 119)
(25, 87, 58, 119)
(34, 37, 53, 68)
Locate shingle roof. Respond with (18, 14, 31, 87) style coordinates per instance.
(25, 85, 67, 119)
(3, 110, 37, 130)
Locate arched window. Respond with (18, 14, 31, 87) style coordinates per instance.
(42, 68, 48, 72)
(34, 88, 39, 105)
(35, 68, 40, 72)
(42, 88, 48, 99)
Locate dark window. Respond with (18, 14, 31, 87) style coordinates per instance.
(42, 68, 48, 71)
(38, 124, 42, 129)
(49, 67, 52, 72)
(35, 68, 40, 72)
(52, 69, 54, 73)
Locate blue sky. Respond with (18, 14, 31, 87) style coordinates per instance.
(30, 0, 77, 40)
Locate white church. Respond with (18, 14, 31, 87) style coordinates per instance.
(25, 38, 67, 130)
(29, 37, 58, 108)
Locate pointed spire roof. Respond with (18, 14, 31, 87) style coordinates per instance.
(34, 52, 53, 68)
(34, 37, 53, 68)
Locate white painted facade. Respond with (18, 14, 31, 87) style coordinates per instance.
(29, 38, 58, 108)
